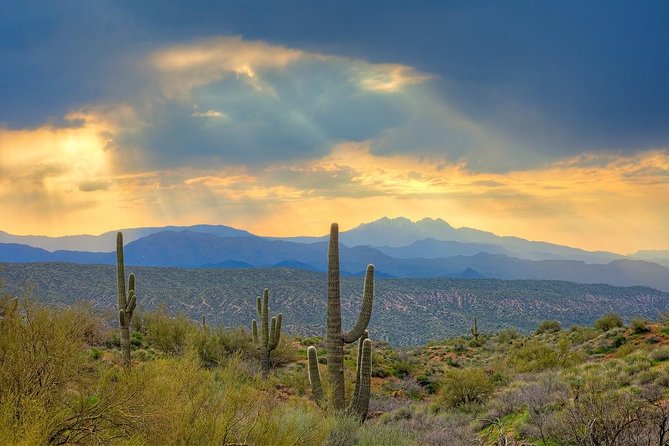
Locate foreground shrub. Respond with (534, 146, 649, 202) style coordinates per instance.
(0, 299, 136, 444)
(437, 367, 493, 408)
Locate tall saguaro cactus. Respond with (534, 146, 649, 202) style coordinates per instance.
(471, 316, 480, 341)
(252, 288, 282, 372)
(307, 223, 375, 422)
(116, 232, 137, 369)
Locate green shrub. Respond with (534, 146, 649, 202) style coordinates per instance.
(535, 320, 562, 335)
(636, 369, 660, 385)
(612, 335, 627, 348)
(650, 346, 669, 362)
(510, 338, 581, 372)
(446, 357, 461, 368)
(496, 328, 522, 344)
(438, 367, 493, 408)
(595, 313, 624, 331)
(0, 299, 122, 444)
(416, 374, 440, 394)
(144, 310, 193, 355)
(389, 358, 414, 378)
(630, 318, 650, 334)
(89, 348, 102, 360)
(130, 331, 144, 348)
(624, 351, 652, 375)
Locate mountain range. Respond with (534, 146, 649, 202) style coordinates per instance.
(1, 217, 668, 290)
(3, 262, 669, 346)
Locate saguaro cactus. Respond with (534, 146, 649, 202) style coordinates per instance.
(252, 288, 282, 372)
(471, 316, 480, 341)
(307, 223, 375, 422)
(116, 232, 137, 369)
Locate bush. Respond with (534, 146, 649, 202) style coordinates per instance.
(630, 318, 650, 334)
(143, 309, 192, 355)
(438, 367, 493, 408)
(595, 313, 624, 331)
(650, 346, 669, 362)
(496, 328, 522, 345)
(510, 338, 581, 372)
(0, 299, 127, 444)
(389, 358, 414, 379)
(416, 374, 440, 394)
(535, 320, 562, 335)
(90, 348, 102, 360)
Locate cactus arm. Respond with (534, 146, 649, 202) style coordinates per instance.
(269, 317, 277, 347)
(351, 330, 368, 403)
(347, 338, 372, 422)
(126, 291, 136, 319)
(116, 232, 126, 310)
(307, 346, 325, 405)
(269, 313, 282, 350)
(342, 265, 374, 344)
(256, 296, 262, 318)
(252, 319, 258, 344)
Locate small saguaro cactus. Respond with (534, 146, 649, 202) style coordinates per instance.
(471, 316, 480, 341)
(116, 232, 137, 369)
(307, 223, 375, 422)
(252, 288, 282, 372)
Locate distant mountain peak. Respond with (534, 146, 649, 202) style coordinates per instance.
(362, 216, 414, 226)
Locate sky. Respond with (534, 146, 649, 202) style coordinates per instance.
(0, 0, 668, 254)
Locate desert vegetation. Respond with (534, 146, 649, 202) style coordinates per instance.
(7, 289, 669, 445)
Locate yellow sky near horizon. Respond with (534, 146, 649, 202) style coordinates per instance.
(1, 120, 668, 254)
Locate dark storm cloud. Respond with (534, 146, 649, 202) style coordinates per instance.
(113, 49, 418, 169)
(1, 0, 668, 171)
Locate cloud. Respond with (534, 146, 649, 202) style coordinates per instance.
(90, 36, 446, 171)
(149, 36, 305, 97)
(2, 1, 668, 162)
(78, 180, 111, 192)
(90, 35, 583, 172)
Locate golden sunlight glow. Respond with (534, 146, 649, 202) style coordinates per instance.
(2, 122, 668, 253)
(240, 143, 669, 253)
(0, 117, 122, 236)
(150, 36, 305, 96)
(358, 64, 432, 92)
(150, 36, 431, 98)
